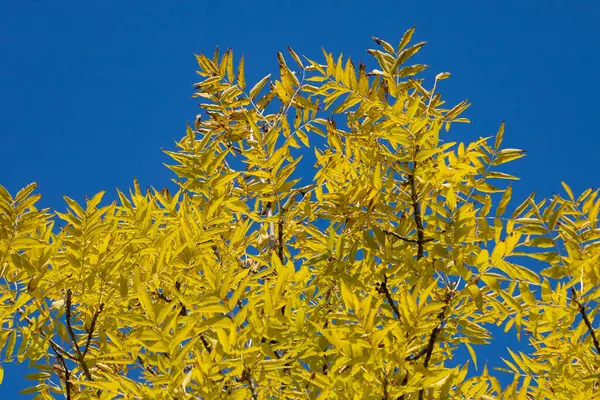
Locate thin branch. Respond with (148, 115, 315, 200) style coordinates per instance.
(49, 341, 72, 400)
(277, 209, 285, 263)
(175, 281, 188, 317)
(405, 346, 428, 362)
(16, 306, 79, 362)
(409, 172, 425, 260)
(382, 367, 389, 400)
(137, 356, 157, 376)
(376, 275, 401, 321)
(266, 201, 277, 251)
(417, 290, 454, 400)
(83, 303, 104, 357)
(322, 319, 329, 375)
(65, 289, 93, 381)
(199, 333, 212, 353)
(242, 368, 259, 400)
(571, 287, 600, 355)
(383, 229, 434, 245)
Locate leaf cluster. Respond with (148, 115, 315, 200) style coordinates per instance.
(1, 28, 599, 399)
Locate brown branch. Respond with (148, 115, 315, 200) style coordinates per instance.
(417, 291, 454, 400)
(16, 306, 78, 362)
(322, 319, 329, 375)
(199, 333, 212, 353)
(277, 210, 285, 263)
(405, 346, 428, 362)
(377, 274, 401, 321)
(50, 341, 72, 400)
(242, 368, 259, 400)
(383, 229, 434, 245)
(266, 202, 277, 251)
(382, 367, 390, 400)
(409, 172, 425, 260)
(83, 303, 104, 357)
(137, 356, 157, 376)
(175, 281, 188, 317)
(397, 374, 409, 400)
(65, 289, 93, 381)
(571, 287, 600, 355)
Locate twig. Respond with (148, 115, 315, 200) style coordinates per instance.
(409, 173, 425, 260)
(83, 303, 104, 357)
(278, 209, 285, 263)
(16, 306, 78, 362)
(242, 368, 259, 400)
(383, 229, 434, 245)
(137, 356, 157, 376)
(405, 346, 428, 362)
(175, 281, 188, 317)
(571, 287, 600, 355)
(417, 291, 454, 400)
(49, 341, 72, 400)
(376, 275, 401, 321)
(199, 333, 212, 353)
(65, 289, 93, 381)
(382, 367, 389, 400)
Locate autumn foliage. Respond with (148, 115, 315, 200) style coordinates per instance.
(1, 28, 599, 399)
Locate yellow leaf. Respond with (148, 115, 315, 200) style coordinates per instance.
(86, 190, 105, 209)
(491, 241, 506, 265)
(249, 74, 271, 100)
(491, 149, 526, 166)
(496, 184, 512, 217)
(63, 195, 85, 218)
(198, 303, 230, 314)
(398, 26, 415, 52)
(494, 121, 505, 151)
(138, 290, 155, 321)
(464, 341, 477, 370)
(237, 55, 246, 90)
(15, 183, 38, 203)
(0, 184, 12, 202)
(287, 45, 304, 68)
(446, 185, 457, 210)
(561, 181, 574, 201)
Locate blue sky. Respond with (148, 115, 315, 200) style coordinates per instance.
(1, 0, 599, 396)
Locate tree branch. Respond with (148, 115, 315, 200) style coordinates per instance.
(383, 229, 434, 245)
(409, 172, 425, 260)
(199, 333, 212, 353)
(49, 341, 72, 400)
(242, 368, 259, 400)
(65, 289, 93, 381)
(377, 274, 401, 321)
(571, 287, 600, 355)
(137, 356, 157, 376)
(278, 209, 285, 263)
(417, 290, 454, 400)
(83, 303, 104, 357)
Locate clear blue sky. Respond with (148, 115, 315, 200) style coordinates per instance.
(1, 0, 599, 396)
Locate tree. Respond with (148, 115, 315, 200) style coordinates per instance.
(1, 28, 599, 399)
